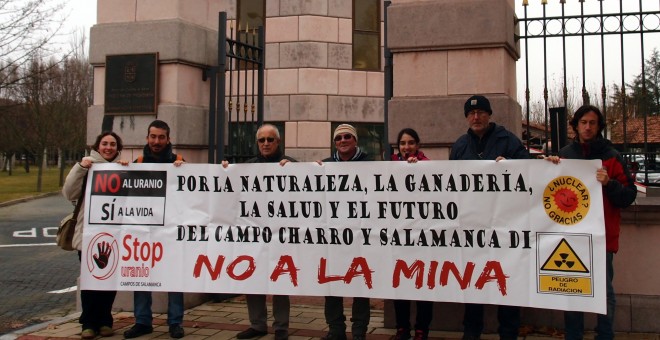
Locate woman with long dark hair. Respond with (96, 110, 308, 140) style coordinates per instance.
(391, 128, 432, 340)
(62, 131, 127, 339)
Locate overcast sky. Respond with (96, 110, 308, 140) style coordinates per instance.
(515, 1, 660, 105)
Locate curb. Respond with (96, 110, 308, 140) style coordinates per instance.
(0, 312, 81, 340)
(0, 192, 61, 208)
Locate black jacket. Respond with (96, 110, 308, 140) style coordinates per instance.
(246, 150, 297, 163)
(135, 143, 182, 163)
(450, 123, 529, 160)
(323, 147, 370, 162)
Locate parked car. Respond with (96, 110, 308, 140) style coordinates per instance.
(635, 171, 660, 185)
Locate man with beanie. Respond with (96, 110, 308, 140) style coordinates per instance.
(320, 124, 370, 340)
(450, 95, 527, 340)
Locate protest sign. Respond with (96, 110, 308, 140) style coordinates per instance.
(80, 159, 605, 313)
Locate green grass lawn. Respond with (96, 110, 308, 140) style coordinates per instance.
(0, 165, 72, 204)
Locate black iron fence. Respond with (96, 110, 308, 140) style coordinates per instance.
(205, 11, 264, 164)
(516, 1, 660, 186)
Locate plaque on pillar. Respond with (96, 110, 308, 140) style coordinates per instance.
(104, 53, 158, 115)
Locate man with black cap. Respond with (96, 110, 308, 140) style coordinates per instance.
(450, 95, 528, 161)
(450, 95, 528, 340)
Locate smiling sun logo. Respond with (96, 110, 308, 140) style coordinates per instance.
(543, 176, 590, 226)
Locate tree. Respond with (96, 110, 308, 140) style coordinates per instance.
(0, 0, 66, 91)
(609, 49, 660, 120)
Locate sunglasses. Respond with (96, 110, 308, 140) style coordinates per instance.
(257, 137, 276, 143)
(334, 134, 353, 142)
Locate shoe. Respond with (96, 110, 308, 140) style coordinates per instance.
(394, 328, 411, 340)
(274, 329, 288, 340)
(321, 332, 348, 340)
(169, 324, 184, 339)
(81, 328, 96, 339)
(236, 328, 268, 339)
(352, 335, 366, 340)
(413, 330, 428, 340)
(123, 324, 153, 338)
(99, 326, 114, 337)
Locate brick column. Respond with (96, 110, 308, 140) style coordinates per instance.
(384, 0, 520, 331)
(88, 0, 234, 163)
(86, 0, 233, 313)
(387, 0, 520, 160)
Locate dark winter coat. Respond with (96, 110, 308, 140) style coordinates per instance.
(559, 138, 637, 253)
(449, 123, 529, 160)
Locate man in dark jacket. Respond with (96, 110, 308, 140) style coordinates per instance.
(124, 120, 185, 339)
(320, 124, 370, 340)
(545, 105, 636, 340)
(450, 95, 527, 340)
(233, 124, 295, 340)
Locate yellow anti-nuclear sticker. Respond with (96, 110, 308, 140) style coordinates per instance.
(543, 176, 590, 226)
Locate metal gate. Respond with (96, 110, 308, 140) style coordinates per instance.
(205, 11, 264, 164)
(516, 1, 660, 185)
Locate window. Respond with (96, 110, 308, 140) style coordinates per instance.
(353, 0, 381, 70)
(237, 0, 265, 37)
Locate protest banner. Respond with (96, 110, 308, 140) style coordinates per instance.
(80, 159, 605, 313)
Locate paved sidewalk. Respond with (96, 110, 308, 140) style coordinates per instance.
(7, 296, 660, 340)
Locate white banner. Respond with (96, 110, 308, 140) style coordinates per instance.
(80, 159, 605, 313)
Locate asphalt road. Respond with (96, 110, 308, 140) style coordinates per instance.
(0, 194, 80, 335)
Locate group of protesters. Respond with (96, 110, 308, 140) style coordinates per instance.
(63, 95, 636, 340)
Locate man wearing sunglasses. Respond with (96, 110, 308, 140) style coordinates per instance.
(230, 124, 296, 340)
(319, 124, 371, 340)
(450, 95, 527, 340)
(325, 124, 370, 162)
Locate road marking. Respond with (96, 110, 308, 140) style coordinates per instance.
(49, 286, 77, 294)
(0, 243, 56, 248)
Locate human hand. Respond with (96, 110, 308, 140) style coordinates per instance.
(543, 155, 561, 164)
(174, 159, 185, 167)
(315, 160, 323, 165)
(279, 159, 290, 166)
(117, 160, 129, 166)
(93, 241, 112, 269)
(495, 156, 506, 162)
(406, 156, 418, 163)
(80, 156, 93, 169)
(596, 167, 609, 185)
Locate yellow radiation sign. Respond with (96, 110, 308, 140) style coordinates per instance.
(543, 176, 590, 226)
(541, 238, 589, 273)
(538, 238, 593, 296)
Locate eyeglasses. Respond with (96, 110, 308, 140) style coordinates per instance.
(334, 134, 353, 142)
(257, 137, 276, 143)
(466, 110, 489, 117)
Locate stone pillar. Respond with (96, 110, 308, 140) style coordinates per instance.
(88, 0, 233, 163)
(387, 0, 520, 160)
(384, 0, 520, 331)
(86, 0, 233, 313)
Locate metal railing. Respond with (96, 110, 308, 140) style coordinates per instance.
(516, 1, 660, 185)
(205, 12, 264, 164)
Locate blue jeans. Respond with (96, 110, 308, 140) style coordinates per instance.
(134, 291, 184, 326)
(564, 252, 615, 340)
